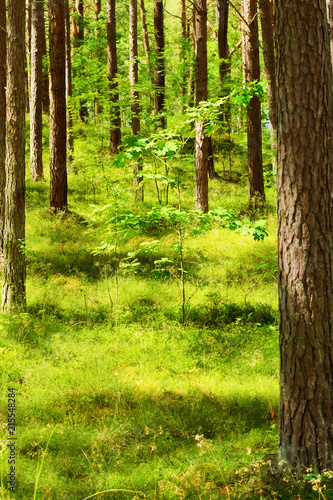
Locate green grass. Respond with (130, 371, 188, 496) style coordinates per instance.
(1, 117, 329, 500)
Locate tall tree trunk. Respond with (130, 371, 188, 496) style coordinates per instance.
(2, 0, 26, 313)
(130, 0, 143, 200)
(328, 0, 333, 66)
(49, 0, 68, 211)
(154, 0, 166, 128)
(107, 0, 121, 153)
(30, 0, 44, 182)
(26, 0, 31, 113)
(139, 0, 151, 72)
(194, 0, 208, 212)
(40, 2, 50, 113)
(72, 0, 78, 45)
(94, 0, 102, 116)
(243, 0, 265, 209)
(0, 0, 6, 266)
(216, 0, 229, 84)
(77, 0, 84, 41)
(65, 0, 74, 167)
(95, 0, 101, 21)
(181, 0, 188, 113)
(276, 0, 333, 471)
(259, 0, 277, 168)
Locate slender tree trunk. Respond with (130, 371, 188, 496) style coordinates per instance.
(181, 0, 188, 113)
(26, 0, 31, 113)
(2, 0, 26, 313)
(328, 0, 333, 66)
(72, 0, 78, 44)
(30, 0, 44, 181)
(139, 0, 151, 72)
(216, 0, 229, 84)
(243, 0, 265, 209)
(259, 0, 277, 167)
(194, 0, 208, 212)
(77, 0, 84, 41)
(95, 0, 101, 21)
(107, 0, 121, 153)
(0, 0, 6, 266)
(40, 2, 50, 113)
(94, 0, 102, 116)
(65, 0, 74, 167)
(276, 0, 333, 471)
(130, 0, 143, 201)
(49, 0, 68, 211)
(154, 0, 166, 128)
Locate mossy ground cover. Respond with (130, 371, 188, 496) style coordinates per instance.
(1, 120, 330, 500)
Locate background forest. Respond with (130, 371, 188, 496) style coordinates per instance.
(0, 0, 332, 498)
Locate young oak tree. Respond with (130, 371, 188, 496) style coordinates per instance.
(107, 0, 121, 153)
(30, 0, 44, 181)
(2, 0, 26, 313)
(49, 0, 68, 211)
(242, 0, 265, 209)
(276, 0, 333, 470)
(194, 0, 209, 212)
(0, 0, 6, 265)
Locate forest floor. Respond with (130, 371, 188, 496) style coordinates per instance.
(0, 120, 329, 499)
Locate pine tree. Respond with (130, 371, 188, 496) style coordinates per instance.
(30, 0, 44, 181)
(2, 0, 26, 313)
(49, 0, 68, 211)
(107, 0, 121, 153)
(277, 0, 333, 470)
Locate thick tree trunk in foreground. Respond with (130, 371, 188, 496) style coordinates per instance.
(0, 0, 6, 264)
(276, 0, 333, 470)
(243, 0, 265, 208)
(130, 0, 143, 200)
(2, 0, 26, 313)
(30, 0, 44, 181)
(194, 0, 208, 212)
(259, 0, 277, 166)
(107, 0, 121, 153)
(49, 0, 68, 211)
(154, 0, 166, 128)
(65, 0, 74, 167)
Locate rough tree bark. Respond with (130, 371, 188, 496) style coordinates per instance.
(130, 0, 143, 200)
(259, 0, 277, 165)
(2, 0, 26, 313)
(65, 0, 74, 167)
(276, 0, 333, 470)
(0, 0, 6, 265)
(194, 0, 209, 212)
(30, 0, 44, 181)
(181, 0, 188, 112)
(328, 0, 333, 66)
(107, 0, 121, 153)
(243, 0, 265, 209)
(154, 0, 166, 128)
(49, 0, 68, 211)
